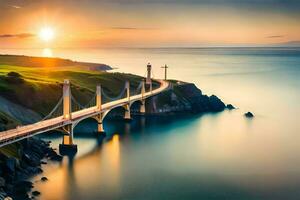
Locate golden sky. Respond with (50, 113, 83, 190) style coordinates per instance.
(0, 0, 300, 48)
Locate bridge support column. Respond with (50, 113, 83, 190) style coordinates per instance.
(124, 104, 132, 121)
(140, 100, 146, 114)
(96, 84, 102, 111)
(140, 80, 146, 114)
(59, 124, 77, 155)
(63, 79, 72, 120)
(95, 114, 106, 135)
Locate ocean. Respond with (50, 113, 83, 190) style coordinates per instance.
(1, 47, 300, 199)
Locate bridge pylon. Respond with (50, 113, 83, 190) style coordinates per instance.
(146, 63, 152, 85)
(96, 84, 102, 111)
(124, 81, 132, 121)
(126, 81, 130, 101)
(63, 79, 72, 120)
(140, 80, 146, 114)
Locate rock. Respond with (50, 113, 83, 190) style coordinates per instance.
(22, 153, 40, 167)
(47, 149, 63, 161)
(245, 112, 254, 118)
(4, 184, 13, 194)
(208, 95, 226, 112)
(226, 104, 235, 110)
(15, 181, 33, 189)
(5, 158, 17, 173)
(41, 177, 48, 182)
(0, 137, 56, 199)
(41, 161, 47, 165)
(37, 167, 43, 173)
(32, 191, 40, 196)
(0, 177, 5, 187)
(143, 83, 227, 115)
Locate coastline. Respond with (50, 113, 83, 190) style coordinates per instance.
(0, 137, 62, 200)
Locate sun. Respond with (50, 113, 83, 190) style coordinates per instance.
(39, 27, 55, 42)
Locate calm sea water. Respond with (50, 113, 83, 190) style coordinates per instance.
(1, 47, 300, 199)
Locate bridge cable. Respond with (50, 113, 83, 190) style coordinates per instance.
(41, 97, 63, 121)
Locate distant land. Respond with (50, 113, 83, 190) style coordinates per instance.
(274, 41, 300, 47)
(0, 54, 112, 71)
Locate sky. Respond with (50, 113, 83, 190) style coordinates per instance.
(0, 0, 300, 48)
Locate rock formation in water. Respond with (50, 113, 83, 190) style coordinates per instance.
(226, 104, 235, 110)
(244, 112, 254, 118)
(130, 82, 228, 115)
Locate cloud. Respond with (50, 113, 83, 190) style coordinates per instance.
(10, 5, 22, 9)
(0, 33, 35, 39)
(110, 27, 157, 30)
(266, 35, 285, 38)
(111, 27, 138, 30)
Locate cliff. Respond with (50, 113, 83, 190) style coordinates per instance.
(130, 81, 226, 116)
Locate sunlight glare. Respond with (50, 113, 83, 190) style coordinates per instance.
(39, 27, 55, 42)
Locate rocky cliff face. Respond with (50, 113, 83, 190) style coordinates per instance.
(131, 82, 226, 115)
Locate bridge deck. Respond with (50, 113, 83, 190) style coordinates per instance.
(0, 80, 169, 147)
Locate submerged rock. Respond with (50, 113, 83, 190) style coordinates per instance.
(32, 191, 40, 196)
(245, 112, 254, 118)
(226, 104, 235, 110)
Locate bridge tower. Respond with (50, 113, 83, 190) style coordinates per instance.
(146, 63, 152, 85)
(96, 84, 102, 111)
(63, 79, 72, 120)
(95, 85, 105, 134)
(124, 81, 131, 121)
(140, 80, 146, 114)
(59, 79, 77, 155)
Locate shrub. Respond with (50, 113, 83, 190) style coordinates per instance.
(6, 72, 24, 84)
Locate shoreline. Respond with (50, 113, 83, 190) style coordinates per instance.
(0, 137, 62, 200)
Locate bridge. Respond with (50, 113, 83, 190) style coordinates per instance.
(0, 76, 169, 152)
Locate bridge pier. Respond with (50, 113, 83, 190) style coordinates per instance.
(124, 104, 132, 121)
(140, 100, 146, 114)
(94, 114, 106, 135)
(59, 124, 77, 155)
